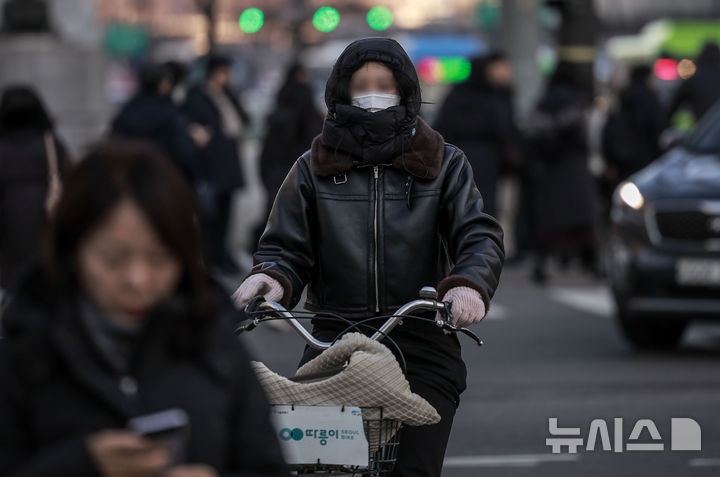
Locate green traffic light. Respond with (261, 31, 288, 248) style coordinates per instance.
(313, 7, 340, 33)
(442, 57, 472, 82)
(367, 6, 393, 31)
(239, 8, 263, 33)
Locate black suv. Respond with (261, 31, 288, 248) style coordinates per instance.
(608, 104, 720, 348)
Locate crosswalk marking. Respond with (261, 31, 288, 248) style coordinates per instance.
(444, 453, 579, 468)
(485, 303, 508, 320)
(550, 286, 615, 318)
(689, 458, 720, 467)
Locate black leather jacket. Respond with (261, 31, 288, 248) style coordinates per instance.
(251, 119, 505, 315)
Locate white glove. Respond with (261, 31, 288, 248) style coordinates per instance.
(232, 273, 284, 309)
(436, 286, 486, 328)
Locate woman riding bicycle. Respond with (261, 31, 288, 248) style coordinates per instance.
(234, 38, 505, 477)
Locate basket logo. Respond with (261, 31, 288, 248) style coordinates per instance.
(279, 428, 304, 441)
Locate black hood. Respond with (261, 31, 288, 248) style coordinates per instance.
(320, 38, 423, 166)
(462, 56, 493, 92)
(324, 37, 421, 117)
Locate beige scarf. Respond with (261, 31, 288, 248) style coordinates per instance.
(206, 85, 244, 139)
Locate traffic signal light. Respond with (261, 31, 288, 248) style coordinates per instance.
(367, 6, 393, 31)
(313, 7, 340, 33)
(239, 8, 263, 34)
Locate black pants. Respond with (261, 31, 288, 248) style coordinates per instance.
(387, 378, 458, 477)
(299, 320, 466, 477)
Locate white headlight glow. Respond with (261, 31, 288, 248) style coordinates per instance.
(618, 182, 645, 210)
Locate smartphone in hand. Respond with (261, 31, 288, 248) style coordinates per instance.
(128, 408, 190, 464)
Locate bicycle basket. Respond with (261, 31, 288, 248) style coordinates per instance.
(362, 407, 401, 475)
(285, 406, 401, 476)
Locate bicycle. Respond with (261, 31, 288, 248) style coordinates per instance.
(237, 286, 483, 476)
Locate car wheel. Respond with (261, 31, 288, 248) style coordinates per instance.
(615, 298, 687, 349)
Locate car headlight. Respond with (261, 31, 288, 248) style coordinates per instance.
(611, 182, 646, 225)
(618, 182, 644, 210)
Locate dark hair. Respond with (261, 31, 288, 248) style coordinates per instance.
(206, 55, 232, 78)
(548, 61, 583, 89)
(163, 60, 189, 89)
(0, 85, 53, 134)
(284, 62, 304, 83)
(484, 50, 508, 65)
(629, 65, 652, 84)
(698, 42, 720, 65)
(465, 50, 508, 89)
(138, 63, 173, 93)
(276, 62, 307, 107)
(44, 140, 214, 345)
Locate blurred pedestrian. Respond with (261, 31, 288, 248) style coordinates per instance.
(668, 42, 720, 123)
(0, 140, 289, 477)
(602, 65, 666, 196)
(253, 62, 323, 248)
(527, 63, 597, 283)
(111, 63, 200, 181)
(164, 60, 191, 104)
(183, 55, 250, 275)
(0, 85, 69, 294)
(434, 51, 518, 218)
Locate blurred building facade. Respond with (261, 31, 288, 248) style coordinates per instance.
(597, 0, 720, 29)
(92, 0, 480, 54)
(0, 0, 111, 154)
(4, 0, 720, 152)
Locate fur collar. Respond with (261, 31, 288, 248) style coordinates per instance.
(310, 117, 445, 179)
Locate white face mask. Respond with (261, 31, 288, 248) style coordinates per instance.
(351, 92, 401, 113)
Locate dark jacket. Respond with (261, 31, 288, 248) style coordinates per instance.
(0, 270, 289, 477)
(434, 74, 517, 217)
(0, 131, 68, 291)
(528, 81, 595, 236)
(183, 85, 249, 194)
(250, 117, 505, 315)
(111, 92, 199, 180)
(668, 43, 720, 121)
(602, 82, 665, 184)
(259, 81, 323, 210)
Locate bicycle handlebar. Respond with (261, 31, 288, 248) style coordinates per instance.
(239, 286, 483, 349)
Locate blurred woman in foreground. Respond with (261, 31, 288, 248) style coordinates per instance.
(0, 141, 288, 477)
